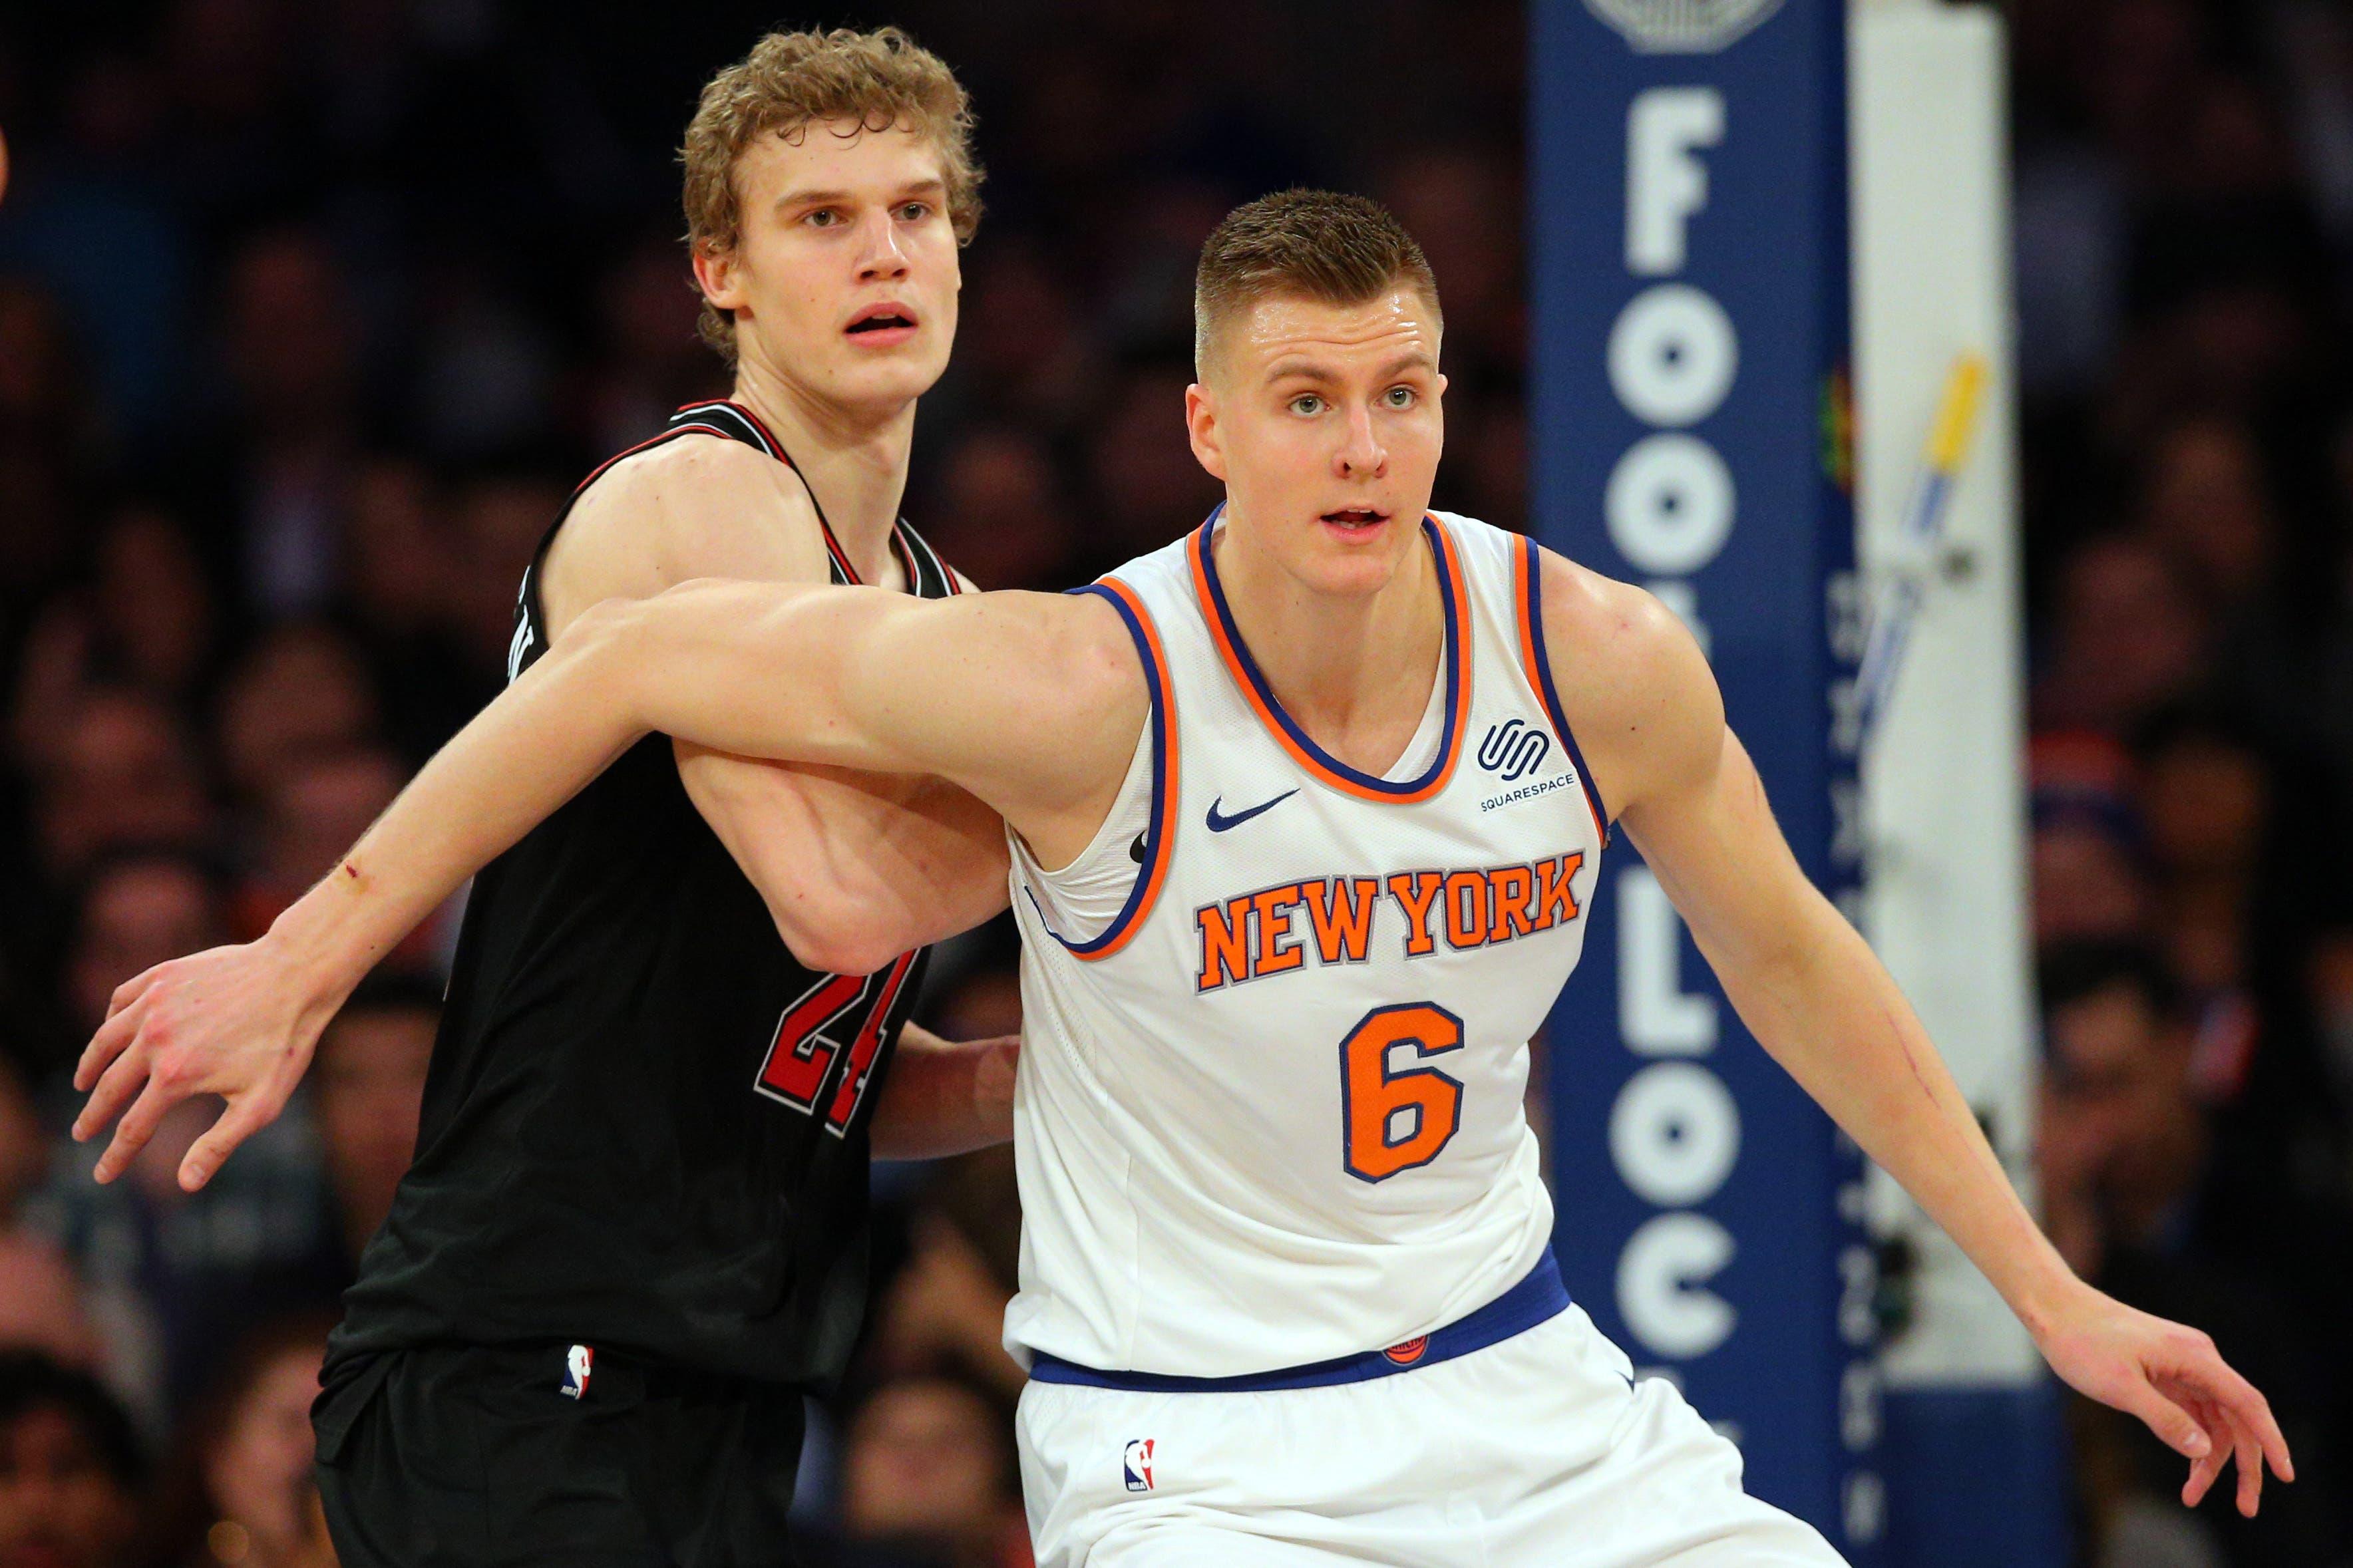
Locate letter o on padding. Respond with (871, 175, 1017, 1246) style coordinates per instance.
(1608, 284, 1737, 427)
(1605, 434, 1735, 575)
(1616, 1211, 1737, 1360)
(1609, 1062, 1740, 1207)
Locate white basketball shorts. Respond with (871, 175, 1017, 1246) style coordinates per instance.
(1016, 1303, 1851, 1567)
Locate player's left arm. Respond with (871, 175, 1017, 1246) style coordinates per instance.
(868, 1022, 1019, 1161)
(1538, 548, 2293, 1518)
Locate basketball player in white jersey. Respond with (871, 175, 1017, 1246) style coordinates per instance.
(81, 191, 2288, 1564)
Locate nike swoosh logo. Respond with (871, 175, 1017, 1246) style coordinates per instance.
(1206, 790, 1299, 833)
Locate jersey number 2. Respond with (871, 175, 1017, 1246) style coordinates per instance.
(1339, 1002, 1465, 1182)
(755, 953, 918, 1136)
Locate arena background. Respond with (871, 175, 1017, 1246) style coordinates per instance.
(1, 2, 2350, 1566)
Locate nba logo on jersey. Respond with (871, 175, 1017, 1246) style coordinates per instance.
(561, 1343, 595, 1400)
(1122, 1438, 1155, 1492)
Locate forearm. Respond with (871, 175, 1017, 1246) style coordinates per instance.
(684, 748, 1011, 974)
(269, 613, 650, 995)
(869, 1024, 1018, 1160)
(1708, 897, 2082, 1335)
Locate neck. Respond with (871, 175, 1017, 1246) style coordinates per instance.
(1211, 508, 1443, 772)
(729, 358, 916, 585)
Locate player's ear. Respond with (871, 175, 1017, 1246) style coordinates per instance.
(1186, 383, 1228, 482)
(692, 241, 745, 313)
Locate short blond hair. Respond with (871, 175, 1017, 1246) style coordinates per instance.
(681, 26, 984, 361)
(1193, 190, 1441, 374)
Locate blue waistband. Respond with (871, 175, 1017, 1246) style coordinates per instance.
(1028, 1245, 1569, 1395)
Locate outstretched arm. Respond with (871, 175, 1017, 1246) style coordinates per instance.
(74, 578, 1141, 1189)
(542, 439, 1012, 976)
(1542, 549, 2292, 1518)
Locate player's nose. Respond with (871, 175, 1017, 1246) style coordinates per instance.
(854, 210, 912, 280)
(1335, 401, 1387, 479)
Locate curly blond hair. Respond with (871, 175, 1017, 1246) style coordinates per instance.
(681, 27, 984, 362)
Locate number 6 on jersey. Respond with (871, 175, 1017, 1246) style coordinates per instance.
(1339, 1003, 1465, 1181)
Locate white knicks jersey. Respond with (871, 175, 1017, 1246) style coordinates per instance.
(1004, 509, 1610, 1377)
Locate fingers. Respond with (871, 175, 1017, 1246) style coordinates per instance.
(105, 963, 162, 1022)
(2205, 1358, 2294, 1486)
(178, 1092, 283, 1193)
(92, 1072, 182, 1185)
(2119, 1376, 2211, 1463)
(73, 991, 149, 1098)
(72, 1024, 155, 1146)
(2181, 1394, 2228, 1509)
(2233, 1408, 2263, 1517)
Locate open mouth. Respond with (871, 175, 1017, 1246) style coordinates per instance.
(846, 304, 918, 335)
(1320, 506, 1390, 534)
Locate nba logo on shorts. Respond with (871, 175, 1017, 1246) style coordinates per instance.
(1122, 1438, 1155, 1492)
(561, 1343, 595, 1400)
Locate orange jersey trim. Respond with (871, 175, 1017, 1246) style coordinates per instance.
(1187, 512, 1471, 804)
(1028, 576, 1178, 962)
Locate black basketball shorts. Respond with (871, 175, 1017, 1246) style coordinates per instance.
(313, 1342, 806, 1567)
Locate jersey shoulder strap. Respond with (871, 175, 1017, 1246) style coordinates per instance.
(509, 400, 954, 680)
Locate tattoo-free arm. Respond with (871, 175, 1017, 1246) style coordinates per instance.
(868, 1023, 1019, 1160)
(73, 578, 1134, 1189)
(543, 439, 1013, 975)
(1545, 550, 2292, 1516)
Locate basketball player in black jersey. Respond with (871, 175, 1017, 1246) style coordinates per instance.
(69, 28, 1021, 1567)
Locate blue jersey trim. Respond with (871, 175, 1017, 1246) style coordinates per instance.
(1028, 1245, 1569, 1394)
(1518, 535, 1612, 844)
(1024, 581, 1175, 958)
(1194, 508, 1467, 799)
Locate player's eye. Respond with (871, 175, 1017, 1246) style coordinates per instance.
(1288, 394, 1326, 416)
(1383, 386, 1417, 409)
(898, 202, 932, 222)
(804, 208, 841, 228)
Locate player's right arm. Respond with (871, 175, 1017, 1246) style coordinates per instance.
(73, 579, 1143, 1190)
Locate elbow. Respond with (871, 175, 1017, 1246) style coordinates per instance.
(768, 899, 910, 978)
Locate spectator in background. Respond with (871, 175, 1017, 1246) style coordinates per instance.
(829, 1373, 1027, 1568)
(212, 625, 379, 808)
(208, 226, 365, 620)
(2031, 733, 2155, 950)
(336, 456, 485, 761)
(28, 693, 212, 889)
(308, 978, 435, 1267)
(574, 234, 727, 457)
(2038, 941, 2350, 1567)
(0, 278, 98, 606)
(27, 860, 337, 1420)
(1078, 359, 1222, 573)
(919, 428, 1078, 592)
(137, 1314, 333, 1568)
(443, 464, 570, 685)
(0, 1351, 145, 1568)
(10, 508, 219, 771)
(2034, 532, 2210, 736)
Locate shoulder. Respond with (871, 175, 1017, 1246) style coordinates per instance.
(932, 587, 1144, 708)
(552, 434, 830, 605)
(1533, 546, 1725, 817)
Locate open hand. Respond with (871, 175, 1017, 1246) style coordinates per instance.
(2034, 1281, 2292, 1517)
(71, 937, 346, 1192)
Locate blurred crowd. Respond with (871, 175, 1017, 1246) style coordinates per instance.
(2014, 1, 2353, 1563)
(1, 0, 2350, 1566)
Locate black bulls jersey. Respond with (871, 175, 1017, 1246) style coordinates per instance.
(326, 400, 962, 1390)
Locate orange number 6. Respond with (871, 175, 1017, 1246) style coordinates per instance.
(1339, 1002, 1465, 1183)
